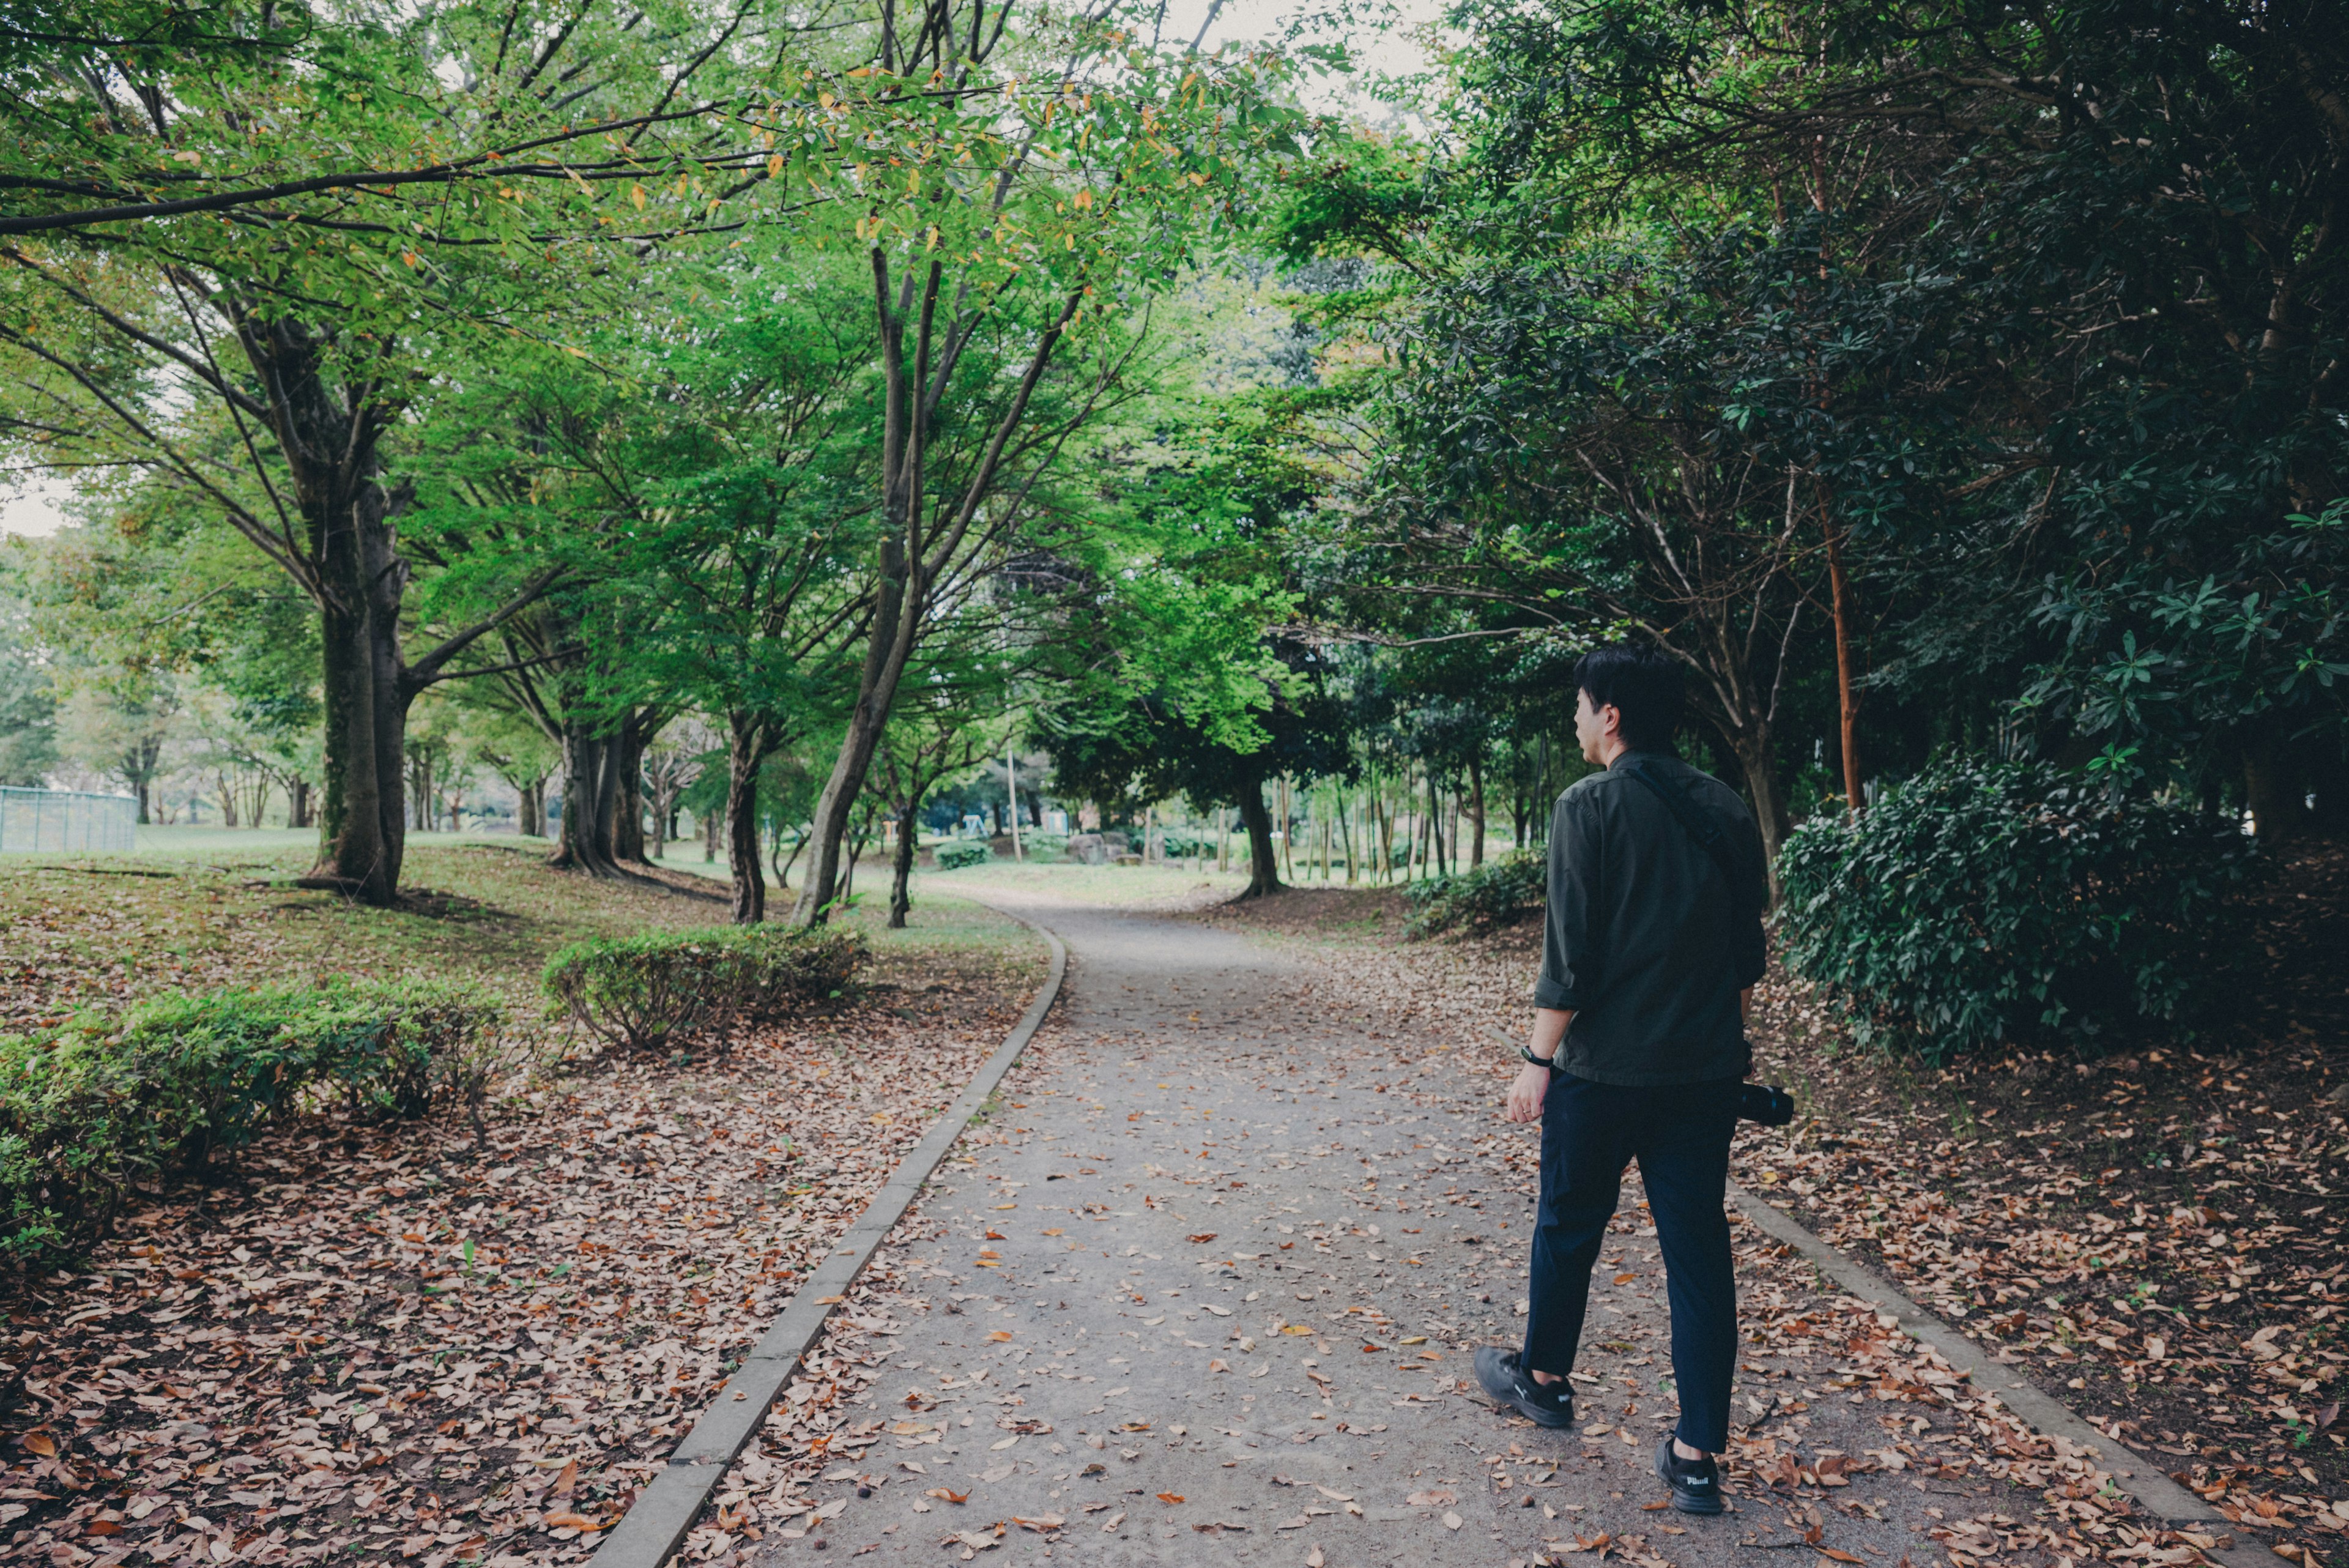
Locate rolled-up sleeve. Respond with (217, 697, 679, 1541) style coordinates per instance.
(1535, 792, 1601, 1010)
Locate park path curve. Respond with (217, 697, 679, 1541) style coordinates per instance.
(744, 894, 1984, 1568)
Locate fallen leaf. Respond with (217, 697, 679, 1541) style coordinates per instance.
(1408, 1489, 1457, 1507)
(927, 1489, 968, 1504)
(1157, 1492, 1184, 1504)
(21, 1435, 54, 1458)
(988, 1330, 1013, 1342)
(1614, 1271, 1638, 1284)
(1188, 1233, 1217, 1244)
(543, 1513, 604, 1533)
(1441, 1510, 1463, 1531)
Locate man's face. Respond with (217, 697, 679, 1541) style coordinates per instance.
(1574, 688, 1614, 765)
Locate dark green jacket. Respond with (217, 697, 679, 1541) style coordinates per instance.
(1535, 750, 1767, 1086)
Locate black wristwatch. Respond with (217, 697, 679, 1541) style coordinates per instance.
(1520, 1045, 1560, 1072)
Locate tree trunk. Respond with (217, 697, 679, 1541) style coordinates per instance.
(703, 795, 721, 861)
(795, 532, 913, 924)
(612, 710, 651, 865)
(260, 317, 407, 905)
(726, 712, 771, 924)
(305, 576, 406, 904)
(1233, 781, 1283, 900)
(889, 793, 921, 929)
(1468, 754, 1486, 868)
(552, 724, 623, 876)
(1824, 516, 1863, 816)
(515, 778, 541, 838)
(2243, 735, 2306, 842)
(1723, 724, 1792, 900)
(288, 778, 312, 831)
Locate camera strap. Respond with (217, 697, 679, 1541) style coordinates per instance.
(1619, 759, 1753, 911)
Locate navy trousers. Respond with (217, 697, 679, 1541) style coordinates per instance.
(1519, 1072, 1740, 1454)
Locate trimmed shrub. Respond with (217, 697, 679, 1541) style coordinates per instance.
(0, 980, 504, 1264)
(1776, 758, 2252, 1061)
(728, 926, 866, 1025)
(933, 842, 991, 871)
(541, 925, 867, 1050)
(1405, 850, 1547, 938)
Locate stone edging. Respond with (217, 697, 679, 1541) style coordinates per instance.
(588, 908, 1069, 1568)
(1727, 1180, 2268, 1568)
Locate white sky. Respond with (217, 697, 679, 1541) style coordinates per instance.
(0, 0, 1441, 540)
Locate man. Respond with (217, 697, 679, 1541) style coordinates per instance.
(1472, 642, 1768, 1516)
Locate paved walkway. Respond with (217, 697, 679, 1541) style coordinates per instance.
(750, 898, 1972, 1567)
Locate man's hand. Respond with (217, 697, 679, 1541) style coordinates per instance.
(1505, 1061, 1551, 1123)
(1503, 1007, 1575, 1124)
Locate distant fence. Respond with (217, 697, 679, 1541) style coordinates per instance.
(0, 788, 137, 853)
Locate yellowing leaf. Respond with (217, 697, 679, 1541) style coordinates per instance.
(989, 1330, 1013, 1341)
(1156, 1492, 1184, 1504)
(22, 1435, 55, 1457)
(543, 1512, 604, 1532)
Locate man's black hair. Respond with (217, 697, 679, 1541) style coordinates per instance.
(1575, 643, 1683, 752)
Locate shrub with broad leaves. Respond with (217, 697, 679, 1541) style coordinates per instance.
(1776, 758, 2252, 1061)
(1406, 850, 1548, 938)
(933, 842, 991, 871)
(541, 925, 866, 1051)
(0, 980, 507, 1265)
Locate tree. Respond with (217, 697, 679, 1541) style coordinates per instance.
(0, 0, 801, 901)
(779, 0, 1309, 924)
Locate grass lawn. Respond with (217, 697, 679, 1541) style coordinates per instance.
(1, 837, 1039, 1031)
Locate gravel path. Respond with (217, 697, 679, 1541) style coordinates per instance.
(743, 897, 1997, 1568)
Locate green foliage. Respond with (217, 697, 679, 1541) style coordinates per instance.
(933, 842, 992, 872)
(1405, 850, 1546, 938)
(541, 926, 866, 1051)
(0, 981, 503, 1263)
(1776, 760, 2254, 1061)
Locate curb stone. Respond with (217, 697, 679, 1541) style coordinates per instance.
(588, 906, 1068, 1568)
(1728, 1180, 2271, 1568)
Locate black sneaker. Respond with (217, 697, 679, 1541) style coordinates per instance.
(1653, 1434, 1726, 1515)
(1472, 1347, 1574, 1428)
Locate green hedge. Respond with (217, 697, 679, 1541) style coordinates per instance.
(1, 981, 505, 1265)
(541, 925, 865, 1052)
(933, 842, 991, 871)
(1406, 850, 1547, 937)
(1776, 758, 2252, 1061)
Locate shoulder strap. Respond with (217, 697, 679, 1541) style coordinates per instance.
(1619, 759, 1753, 910)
